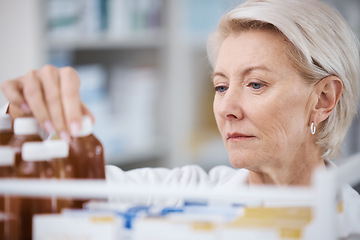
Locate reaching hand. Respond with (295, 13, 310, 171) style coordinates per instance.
(1, 65, 94, 142)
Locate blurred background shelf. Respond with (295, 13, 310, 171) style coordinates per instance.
(47, 35, 164, 51)
(0, 0, 359, 172)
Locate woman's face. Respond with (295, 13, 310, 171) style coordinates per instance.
(213, 30, 315, 172)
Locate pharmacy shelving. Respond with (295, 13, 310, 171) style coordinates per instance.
(46, 35, 164, 51)
(43, 0, 175, 168)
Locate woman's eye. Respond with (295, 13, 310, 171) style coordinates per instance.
(249, 82, 262, 90)
(215, 86, 227, 93)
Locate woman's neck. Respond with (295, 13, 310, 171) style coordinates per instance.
(247, 145, 326, 186)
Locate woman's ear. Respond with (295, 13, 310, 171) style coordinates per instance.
(312, 75, 343, 124)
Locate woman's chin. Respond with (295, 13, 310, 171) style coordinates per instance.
(228, 154, 254, 169)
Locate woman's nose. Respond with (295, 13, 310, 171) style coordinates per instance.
(217, 88, 244, 120)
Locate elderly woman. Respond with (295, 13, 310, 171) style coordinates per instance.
(1, 0, 360, 237)
(208, 0, 359, 186)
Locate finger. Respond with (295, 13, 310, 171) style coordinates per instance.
(38, 65, 68, 137)
(59, 67, 82, 136)
(1, 78, 32, 116)
(8, 104, 28, 120)
(22, 70, 52, 126)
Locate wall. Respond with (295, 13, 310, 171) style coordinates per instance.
(0, 0, 45, 106)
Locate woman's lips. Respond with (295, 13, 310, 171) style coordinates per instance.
(227, 132, 255, 141)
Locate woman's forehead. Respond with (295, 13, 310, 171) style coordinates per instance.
(215, 30, 291, 74)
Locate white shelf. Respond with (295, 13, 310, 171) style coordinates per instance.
(47, 33, 165, 51)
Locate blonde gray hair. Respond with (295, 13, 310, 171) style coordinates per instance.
(207, 0, 360, 160)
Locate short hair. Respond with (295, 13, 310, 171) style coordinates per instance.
(207, 0, 360, 160)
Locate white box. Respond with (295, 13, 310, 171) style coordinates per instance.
(33, 212, 124, 240)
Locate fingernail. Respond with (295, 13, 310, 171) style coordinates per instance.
(21, 102, 31, 114)
(60, 131, 71, 143)
(43, 120, 55, 134)
(70, 121, 80, 136)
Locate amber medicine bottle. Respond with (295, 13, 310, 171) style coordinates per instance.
(69, 116, 105, 179)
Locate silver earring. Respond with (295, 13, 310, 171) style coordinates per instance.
(311, 122, 316, 135)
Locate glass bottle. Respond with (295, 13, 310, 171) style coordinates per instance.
(70, 116, 105, 179)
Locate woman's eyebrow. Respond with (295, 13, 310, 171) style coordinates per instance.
(242, 65, 271, 76)
(211, 71, 226, 80)
(211, 65, 271, 82)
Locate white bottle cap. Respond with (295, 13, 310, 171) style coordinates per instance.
(0, 147, 15, 166)
(44, 140, 69, 159)
(22, 142, 48, 161)
(0, 114, 12, 131)
(72, 116, 93, 137)
(14, 117, 39, 135)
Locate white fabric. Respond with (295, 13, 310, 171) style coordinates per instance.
(106, 164, 248, 188)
